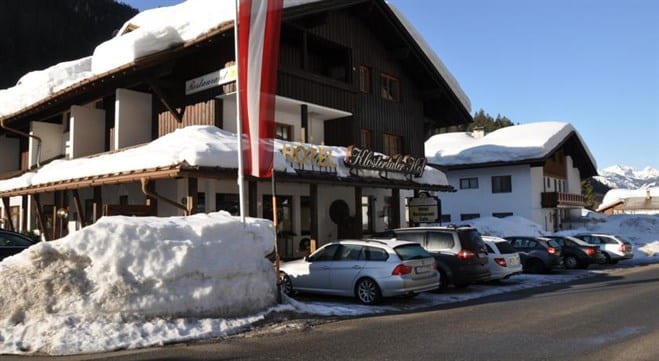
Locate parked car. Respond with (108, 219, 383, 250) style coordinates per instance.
(0, 229, 37, 261)
(572, 233, 634, 264)
(544, 235, 605, 269)
(374, 225, 490, 289)
(503, 236, 563, 273)
(279, 239, 439, 305)
(481, 236, 523, 281)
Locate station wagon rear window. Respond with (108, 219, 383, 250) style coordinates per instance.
(394, 244, 432, 260)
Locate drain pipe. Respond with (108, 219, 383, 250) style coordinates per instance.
(140, 178, 189, 216)
(0, 119, 42, 168)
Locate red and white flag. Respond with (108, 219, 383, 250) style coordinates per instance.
(238, 0, 283, 178)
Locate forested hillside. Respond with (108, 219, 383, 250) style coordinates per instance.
(0, 0, 138, 89)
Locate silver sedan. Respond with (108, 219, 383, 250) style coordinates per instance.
(280, 239, 439, 305)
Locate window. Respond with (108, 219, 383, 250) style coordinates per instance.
(361, 196, 374, 233)
(310, 244, 340, 261)
(263, 195, 293, 234)
(460, 213, 480, 221)
(364, 246, 389, 261)
(358, 65, 371, 93)
(383, 133, 402, 156)
(275, 123, 293, 141)
(460, 177, 479, 189)
(300, 196, 311, 235)
(491, 175, 512, 193)
(380, 73, 400, 101)
(394, 231, 425, 245)
(337, 244, 364, 261)
(492, 212, 513, 218)
(427, 232, 455, 250)
(216, 193, 239, 216)
(360, 129, 373, 149)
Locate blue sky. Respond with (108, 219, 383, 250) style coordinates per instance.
(124, 0, 659, 170)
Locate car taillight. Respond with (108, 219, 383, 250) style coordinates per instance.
(495, 258, 507, 267)
(392, 264, 413, 275)
(547, 247, 557, 255)
(586, 247, 595, 256)
(619, 244, 626, 252)
(457, 249, 476, 260)
(432, 262, 437, 270)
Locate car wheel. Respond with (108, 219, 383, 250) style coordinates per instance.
(454, 282, 470, 288)
(355, 278, 382, 305)
(564, 256, 579, 270)
(603, 253, 614, 265)
(526, 259, 545, 274)
(280, 273, 294, 296)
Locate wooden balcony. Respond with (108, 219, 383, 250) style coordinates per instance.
(541, 192, 585, 208)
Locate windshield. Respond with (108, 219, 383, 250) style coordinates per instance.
(394, 244, 432, 260)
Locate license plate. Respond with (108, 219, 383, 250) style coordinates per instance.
(415, 265, 432, 273)
(508, 257, 520, 266)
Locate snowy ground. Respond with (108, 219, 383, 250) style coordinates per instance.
(0, 212, 657, 355)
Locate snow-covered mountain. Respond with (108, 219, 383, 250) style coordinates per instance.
(594, 165, 659, 189)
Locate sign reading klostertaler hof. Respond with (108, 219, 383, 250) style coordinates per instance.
(343, 145, 426, 180)
(408, 193, 439, 223)
(185, 65, 237, 95)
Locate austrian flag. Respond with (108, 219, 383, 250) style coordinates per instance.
(238, 0, 283, 178)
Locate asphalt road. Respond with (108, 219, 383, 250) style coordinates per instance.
(4, 264, 659, 361)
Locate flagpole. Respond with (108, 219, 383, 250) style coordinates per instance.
(234, 0, 246, 223)
(271, 171, 282, 303)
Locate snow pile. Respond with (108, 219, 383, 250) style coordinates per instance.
(0, 212, 278, 355)
(465, 215, 548, 237)
(639, 242, 659, 257)
(0, 126, 448, 193)
(424, 122, 596, 167)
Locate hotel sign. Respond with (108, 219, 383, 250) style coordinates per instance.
(281, 144, 337, 173)
(185, 65, 237, 95)
(344, 146, 426, 180)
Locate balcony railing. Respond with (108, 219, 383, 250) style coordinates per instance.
(541, 192, 585, 208)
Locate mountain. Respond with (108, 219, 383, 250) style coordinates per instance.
(594, 165, 659, 189)
(0, 0, 138, 89)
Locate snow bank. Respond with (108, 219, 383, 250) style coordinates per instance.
(463, 215, 548, 237)
(0, 212, 277, 354)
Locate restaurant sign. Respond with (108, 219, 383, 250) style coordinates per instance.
(344, 146, 426, 180)
(185, 64, 237, 95)
(408, 193, 440, 223)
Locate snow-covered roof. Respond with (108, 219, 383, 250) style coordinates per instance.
(0, 0, 470, 119)
(424, 121, 597, 169)
(597, 187, 659, 212)
(0, 126, 448, 194)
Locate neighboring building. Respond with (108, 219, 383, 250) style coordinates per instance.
(597, 187, 659, 215)
(0, 0, 471, 257)
(425, 122, 597, 232)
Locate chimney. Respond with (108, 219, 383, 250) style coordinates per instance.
(472, 127, 485, 139)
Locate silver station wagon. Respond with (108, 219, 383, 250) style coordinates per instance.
(280, 239, 439, 305)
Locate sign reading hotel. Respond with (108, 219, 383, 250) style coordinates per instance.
(343, 145, 426, 180)
(408, 193, 440, 223)
(185, 65, 237, 95)
(281, 143, 337, 173)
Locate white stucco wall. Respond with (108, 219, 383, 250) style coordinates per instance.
(0, 135, 19, 172)
(115, 88, 152, 149)
(30, 121, 64, 167)
(70, 105, 106, 158)
(441, 165, 533, 223)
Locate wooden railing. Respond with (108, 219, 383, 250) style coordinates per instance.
(541, 192, 585, 208)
